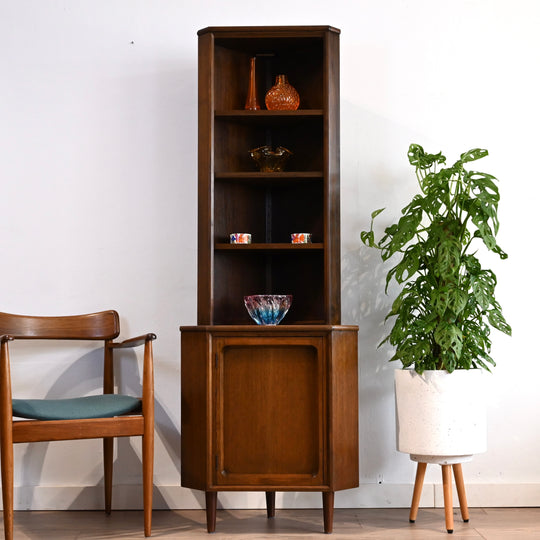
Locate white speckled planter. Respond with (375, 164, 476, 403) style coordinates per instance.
(395, 369, 487, 465)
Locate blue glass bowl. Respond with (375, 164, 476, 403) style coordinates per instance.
(244, 295, 292, 325)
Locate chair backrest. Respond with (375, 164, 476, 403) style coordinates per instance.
(0, 310, 120, 340)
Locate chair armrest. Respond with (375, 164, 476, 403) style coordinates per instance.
(107, 333, 156, 349)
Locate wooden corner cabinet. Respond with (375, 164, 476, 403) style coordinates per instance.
(181, 26, 359, 534)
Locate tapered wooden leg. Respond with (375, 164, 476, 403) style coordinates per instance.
(442, 465, 454, 533)
(103, 437, 113, 515)
(266, 491, 276, 518)
(409, 462, 427, 523)
(142, 338, 154, 537)
(322, 491, 334, 534)
(205, 491, 217, 533)
(142, 431, 154, 536)
(0, 433, 14, 540)
(452, 464, 469, 522)
(1, 342, 14, 540)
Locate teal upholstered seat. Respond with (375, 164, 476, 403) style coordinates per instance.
(12, 395, 142, 421)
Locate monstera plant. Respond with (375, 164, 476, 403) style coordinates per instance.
(362, 144, 511, 373)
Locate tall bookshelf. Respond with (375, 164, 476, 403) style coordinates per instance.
(181, 26, 358, 534)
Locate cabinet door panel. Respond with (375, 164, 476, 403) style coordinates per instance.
(214, 337, 325, 486)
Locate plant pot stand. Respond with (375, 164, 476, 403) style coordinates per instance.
(408, 456, 471, 534)
(395, 369, 485, 533)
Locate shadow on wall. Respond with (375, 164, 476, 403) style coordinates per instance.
(338, 98, 430, 484)
(342, 242, 401, 483)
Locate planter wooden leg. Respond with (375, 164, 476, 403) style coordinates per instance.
(322, 491, 334, 534)
(409, 462, 427, 523)
(205, 491, 217, 533)
(452, 464, 469, 522)
(266, 491, 276, 518)
(441, 465, 454, 533)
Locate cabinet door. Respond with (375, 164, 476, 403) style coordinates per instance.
(213, 336, 326, 487)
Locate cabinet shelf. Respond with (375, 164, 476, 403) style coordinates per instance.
(215, 109, 324, 117)
(215, 171, 323, 180)
(214, 115, 322, 172)
(215, 242, 324, 251)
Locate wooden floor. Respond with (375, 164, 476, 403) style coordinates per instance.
(1, 507, 539, 539)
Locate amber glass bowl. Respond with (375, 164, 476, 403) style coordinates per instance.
(249, 145, 292, 172)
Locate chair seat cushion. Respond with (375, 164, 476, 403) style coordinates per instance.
(12, 394, 142, 421)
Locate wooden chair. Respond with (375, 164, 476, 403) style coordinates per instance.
(0, 310, 155, 540)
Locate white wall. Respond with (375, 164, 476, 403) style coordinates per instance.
(2, 0, 539, 510)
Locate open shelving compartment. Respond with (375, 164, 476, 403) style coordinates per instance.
(197, 26, 341, 326)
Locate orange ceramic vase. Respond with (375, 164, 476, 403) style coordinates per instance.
(265, 74, 300, 110)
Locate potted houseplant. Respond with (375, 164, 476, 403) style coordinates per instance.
(361, 144, 511, 531)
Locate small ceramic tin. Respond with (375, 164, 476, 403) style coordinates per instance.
(230, 233, 252, 244)
(291, 233, 311, 244)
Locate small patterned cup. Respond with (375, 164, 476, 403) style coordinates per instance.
(230, 233, 252, 244)
(291, 233, 311, 244)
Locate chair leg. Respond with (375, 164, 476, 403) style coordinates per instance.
(441, 464, 454, 533)
(142, 430, 154, 537)
(1, 342, 14, 540)
(452, 464, 469, 522)
(409, 461, 427, 523)
(103, 437, 114, 515)
(142, 337, 154, 537)
(0, 435, 14, 540)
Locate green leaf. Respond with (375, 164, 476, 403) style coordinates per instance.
(431, 287, 450, 317)
(463, 254, 481, 274)
(441, 351, 457, 372)
(471, 270, 496, 310)
(408, 143, 446, 170)
(436, 239, 461, 279)
(460, 148, 489, 163)
(467, 198, 500, 248)
(393, 245, 421, 283)
(434, 285, 468, 317)
(360, 229, 375, 247)
(493, 244, 509, 260)
(401, 195, 425, 216)
(487, 309, 512, 336)
(478, 223, 497, 250)
(468, 172, 499, 199)
(434, 321, 463, 357)
(387, 208, 423, 254)
(447, 287, 468, 315)
(471, 282, 491, 311)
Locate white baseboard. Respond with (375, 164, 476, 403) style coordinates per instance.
(9, 483, 540, 511)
